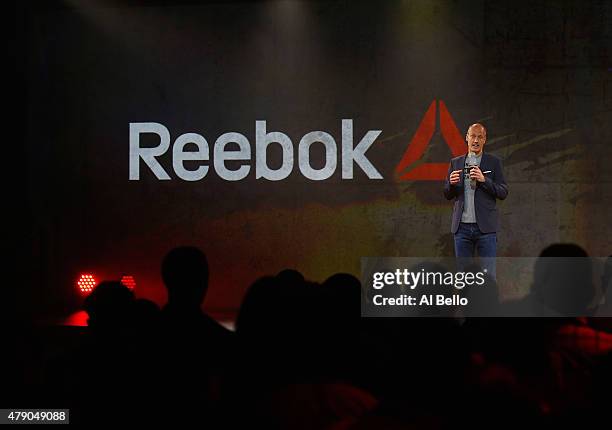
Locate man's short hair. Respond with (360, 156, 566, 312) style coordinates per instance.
(467, 123, 487, 136)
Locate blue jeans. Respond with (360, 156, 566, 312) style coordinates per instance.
(454, 222, 497, 279)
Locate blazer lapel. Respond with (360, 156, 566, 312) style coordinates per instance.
(456, 155, 467, 192)
(458, 154, 467, 168)
(479, 153, 492, 175)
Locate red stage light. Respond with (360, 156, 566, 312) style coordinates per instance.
(77, 273, 97, 294)
(120, 275, 136, 291)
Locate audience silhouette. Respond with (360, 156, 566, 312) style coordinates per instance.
(9, 243, 609, 427)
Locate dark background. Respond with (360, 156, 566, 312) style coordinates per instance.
(12, 0, 612, 322)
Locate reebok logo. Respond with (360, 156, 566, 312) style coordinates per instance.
(396, 100, 465, 181)
(129, 120, 383, 181)
(129, 101, 466, 183)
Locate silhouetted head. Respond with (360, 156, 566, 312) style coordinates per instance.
(538, 243, 588, 258)
(276, 268, 305, 285)
(235, 276, 282, 336)
(532, 243, 595, 315)
(323, 273, 361, 292)
(236, 275, 318, 341)
(161, 246, 209, 308)
(322, 273, 361, 318)
(83, 281, 134, 329)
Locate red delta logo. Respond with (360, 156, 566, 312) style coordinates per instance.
(396, 100, 466, 181)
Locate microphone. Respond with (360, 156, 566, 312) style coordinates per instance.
(465, 153, 478, 189)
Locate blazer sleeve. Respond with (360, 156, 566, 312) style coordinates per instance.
(479, 157, 508, 200)
(443, 161, 460, 200)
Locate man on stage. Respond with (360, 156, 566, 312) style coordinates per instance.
(444, 123, 508, 279)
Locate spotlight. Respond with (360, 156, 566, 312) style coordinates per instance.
(120, 275, 136, 291)
(77, 273, 97, 294)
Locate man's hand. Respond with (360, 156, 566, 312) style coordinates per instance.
(449, 169, 462, 185)
(469, 166, 485, 183)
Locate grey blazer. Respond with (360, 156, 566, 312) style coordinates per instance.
(443, 153, 508, 234)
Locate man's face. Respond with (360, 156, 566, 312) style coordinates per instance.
(466, 125, 486, 155)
